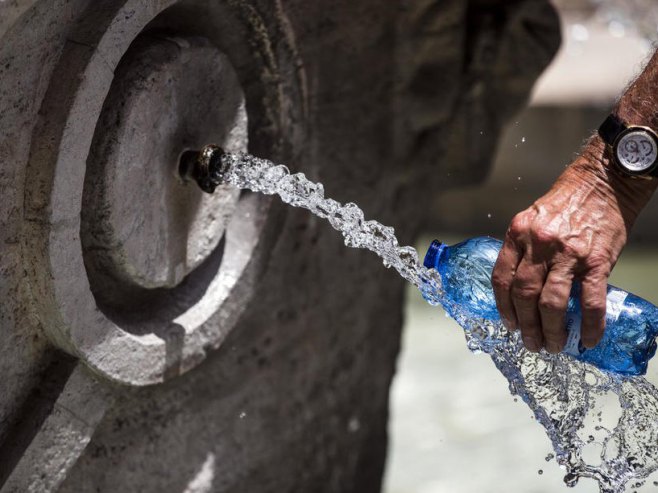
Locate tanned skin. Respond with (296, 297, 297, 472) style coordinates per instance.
(491, 49, 658, 354)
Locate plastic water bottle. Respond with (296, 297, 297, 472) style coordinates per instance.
(423, 236, 658, 376)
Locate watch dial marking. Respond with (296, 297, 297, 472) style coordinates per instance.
(616, 130, 658, 172)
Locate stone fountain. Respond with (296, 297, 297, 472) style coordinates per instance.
(0, 1, 559, 491)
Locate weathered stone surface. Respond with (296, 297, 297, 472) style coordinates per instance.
(0, 0, 559, 491)
(1, 364, 113, 493)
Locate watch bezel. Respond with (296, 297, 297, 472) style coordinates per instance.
(611, 125, 658, 176)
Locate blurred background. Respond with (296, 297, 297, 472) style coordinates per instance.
(384, 1, 658, 492)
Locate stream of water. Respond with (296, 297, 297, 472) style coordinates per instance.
(218, 151, 658, 492)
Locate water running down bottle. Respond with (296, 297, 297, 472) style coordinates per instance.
(422, 236, 658, 376)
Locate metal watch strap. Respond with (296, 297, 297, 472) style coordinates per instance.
(598, 114, 626, 146)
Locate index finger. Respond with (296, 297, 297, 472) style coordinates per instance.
(579, 271, 608, 348)
(492, 236, 522, 331)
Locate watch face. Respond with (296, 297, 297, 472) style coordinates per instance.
(615, 129, 658, 173)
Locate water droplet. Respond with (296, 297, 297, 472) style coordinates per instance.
(571, 23, 589, 42)
(608, 20, 626, 38)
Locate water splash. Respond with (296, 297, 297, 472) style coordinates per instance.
(219, 151, 658, 492)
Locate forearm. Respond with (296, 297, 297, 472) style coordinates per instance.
(571, 49, 658, 224)
(616, 48, 658, 128)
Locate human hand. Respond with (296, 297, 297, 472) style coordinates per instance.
(492, 138, 657, 353)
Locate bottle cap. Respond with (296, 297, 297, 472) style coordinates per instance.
(423, 239, 443, 269)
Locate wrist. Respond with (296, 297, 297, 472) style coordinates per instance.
(566, 135, 657, 222)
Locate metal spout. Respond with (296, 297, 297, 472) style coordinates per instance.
(179, 144, 228, 194)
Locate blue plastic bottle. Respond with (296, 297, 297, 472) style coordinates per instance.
(423, 236, 658, 376)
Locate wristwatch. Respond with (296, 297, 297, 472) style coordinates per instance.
(598, 114, 658, 177)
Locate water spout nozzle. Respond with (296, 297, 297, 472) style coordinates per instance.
(180, 144, 228, 194)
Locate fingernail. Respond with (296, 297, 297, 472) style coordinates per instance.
(523, 336, 539, 352)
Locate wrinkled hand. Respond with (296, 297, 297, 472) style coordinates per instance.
(492, 139, 656, 353)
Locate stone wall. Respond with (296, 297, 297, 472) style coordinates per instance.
(0, 1, 559, 491)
